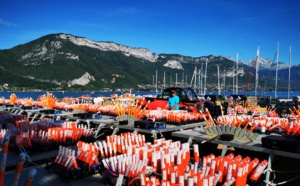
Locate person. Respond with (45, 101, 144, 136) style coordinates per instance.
(165, 90, 180, 110)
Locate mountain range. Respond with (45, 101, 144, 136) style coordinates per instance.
(0, 33, 299, 92)
(239, 57, 290, 70)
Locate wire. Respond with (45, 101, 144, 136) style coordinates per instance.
(273, 169, 300, 173)
(276, 174, 300, 185)
(266, 169, 300, 185)
(272, 172, 276, 183)
(19, 145, 41, 168)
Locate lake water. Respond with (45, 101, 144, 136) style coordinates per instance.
(0, 90, 299, 100)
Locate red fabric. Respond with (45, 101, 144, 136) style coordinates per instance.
(147, 100, 168, 110)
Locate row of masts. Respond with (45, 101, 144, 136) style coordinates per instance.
(152, 43, 293, 97)
(153, 71, 190, 92)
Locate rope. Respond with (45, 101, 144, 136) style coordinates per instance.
(263, 168, 300, 186)
(18, 145, 40, 168)
(276, 174, 300, 185)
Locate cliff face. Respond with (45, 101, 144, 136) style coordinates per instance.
(59, 34, 158, 62)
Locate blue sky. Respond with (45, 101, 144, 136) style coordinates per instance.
(0, 0, 299, 63)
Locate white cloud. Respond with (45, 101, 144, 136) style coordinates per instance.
(0, 19, 21, 27)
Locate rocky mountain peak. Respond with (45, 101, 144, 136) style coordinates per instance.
(59, 34, 158, 62)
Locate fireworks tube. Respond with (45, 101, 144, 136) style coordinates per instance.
(0, 133, 10, 186)
(193, 144, 200, 163)
(24, 169, 37, 186)
(13, 153, 26, 186)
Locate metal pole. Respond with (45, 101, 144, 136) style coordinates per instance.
(190, 66, 196, 87)
(275, 42, 279, 98)
(198, 68, 201, 94)
(255, 46, 260, 96)
(233, 64, 235, 94)
(204, 59, 208, 95)
(288, 46, 292, 99)
(153, 75, 154, 86)
(265, 154, 273, 186)
(236, 53, 239, 94)
(217, 65, 220, 95)
(155, 70, 158, 92)
(163, 71, 165, 90)
(194, 67, 197, 89)
(200, 64, 203, 94)
(182, 72, 184, 86)
(224, 67, 226, 94)
(176, 73, 177, 87)
(186, 75, 187, 87)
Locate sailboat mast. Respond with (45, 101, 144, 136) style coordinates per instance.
(255, 46, 260, 96)
(194, 66, 197, 88)
(200, 64, 203, 94)
(190, 66, 196, 87)
(182, 72, 184, 86)
(185, 75, 187, 87)
(155, 70, 158, 92)
(288, 46, 292, 99)
(224, 67, 226, 94)
(198, 68, 201, 94)
(153, 75, 154, 86)
(233, 62, 235, 94)
(204, 59, 208, 95)
(275, 42, 279, 98)
(217, 65, 220, 95)
(176, 73, 178, 86)
(236, 53, 239, 94)
(163, 71, 166, 90)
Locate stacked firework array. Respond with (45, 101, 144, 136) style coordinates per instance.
(200, 105, 300, 137)
(22, 120, 94, 150)
(115, 97, 148, 119)
(101, 138, 268, 186)
(113, 97, 206, 124)
(197, 153, 268, 186)
(51, 132, 146, 177)
(100, 133, 146, 157)
(77, 141, 100, 168)
(0, 112, 95, 152)
(50, 143, 102, 178)
(50, 132, 268, 185)
(212, 114, 300, 136)
(54, 146, 79, 171)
